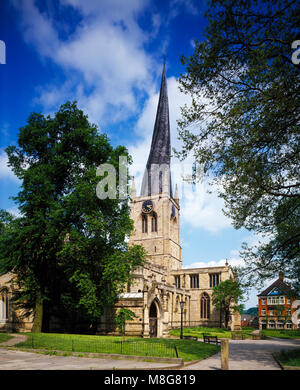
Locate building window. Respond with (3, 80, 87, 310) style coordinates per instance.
(174, 276, 181, 289)
(200, 293, 210, 319)
(0, 290, 8, 322)
(269, 309, 274, 316)
(286, 321, 292, 329)
(142, 215, 148, 233)
(190, 274, 199, 289)
(268, 320, 275, 329)
(261, 299, 266, 305)
(151, 214, 157, 232)
(287, 298, 290, 304)
(267, 296, 285, 305)
(209, 273, 220, 288)
(277, 321, 284, 329)
(261, 309, 266, 316)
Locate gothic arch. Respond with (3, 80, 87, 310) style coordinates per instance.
(142, 214, 148, 233)
(151, 212, 158, 232)
(200, 292, 210, 319)
(0, 288, 9, 322)
(149, 297, 162, 338)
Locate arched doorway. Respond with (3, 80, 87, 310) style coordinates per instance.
(149, 301, 158, 338)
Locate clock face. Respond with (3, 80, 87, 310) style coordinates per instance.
(142, 200, 153, 214)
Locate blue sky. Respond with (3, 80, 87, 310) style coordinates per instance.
(0, 0, 273, 308)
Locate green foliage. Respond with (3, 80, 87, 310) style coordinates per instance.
(212, 280, 244, 328)
(0, 101, 146, 332)
(169, 326, 254, 339)
(261, 329, 300, 340)
(115, 308, 137, 340)
(243, 307, 258, 316)
(277, 349, 300, 367)
(0, 333, 14, 343)
(176, 0, 300, 291)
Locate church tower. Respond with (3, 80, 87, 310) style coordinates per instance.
(129, 63, 182, 276)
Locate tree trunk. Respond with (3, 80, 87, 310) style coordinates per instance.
(224, 311, 228, 329)
(32, 293, 43, 333)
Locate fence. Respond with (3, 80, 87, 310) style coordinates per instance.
(28, 334, 178, 358)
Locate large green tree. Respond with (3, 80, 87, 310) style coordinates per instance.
(212, 280, 244, 328)
(176, 0, 300, 291)
(0, 101, 146, 332)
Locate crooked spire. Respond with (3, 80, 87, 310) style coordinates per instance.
(140, 63, 173, 197)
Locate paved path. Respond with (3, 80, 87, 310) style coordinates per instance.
(0, 333, 28, 347)
(0, 334, 180, 370)
(0, 334, 299, 370)
(181, 338, 300, 370)
(0, 348, 177, 370)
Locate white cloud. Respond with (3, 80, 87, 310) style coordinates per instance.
(12, 0, 234, 234)
(184, 252, 245, 270)
(6, 206, 22, 218)
(12, 0, 157, 127)
(128, 76, 233, 233)
(181, 181, 232, 233)
(0, 150, 19, 182)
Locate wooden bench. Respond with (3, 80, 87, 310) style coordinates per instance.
(202, 334, 221, 345)
(183, 335, 198, 341)
(231, 331, 245, 340)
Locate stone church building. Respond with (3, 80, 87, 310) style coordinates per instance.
(99, 63, 241, 337)
(0, 64, 241, 336)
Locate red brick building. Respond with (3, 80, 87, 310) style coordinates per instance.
(257, 272, 297, 330)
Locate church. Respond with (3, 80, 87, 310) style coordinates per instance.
(98, 63, 241, 337)
(0, 64, 241, 336)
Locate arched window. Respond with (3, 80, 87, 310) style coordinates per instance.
(200, 293, 210, 319)
(151, 214, 157, 232)
(0, 289, 8, 322)
(142, 214, 148, 233)
(277, 321, 284, 329)
(286, 321, 292, 329)
(268, 320, 275, 329)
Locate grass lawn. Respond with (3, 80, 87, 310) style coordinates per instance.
(276, 349, 300, 367)
(261, 329, 300, 339)
(15, 332, 220, 362)
(0, 333, 13, 344)
(169, 326, 255, 339)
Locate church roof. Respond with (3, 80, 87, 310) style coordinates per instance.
(140, 63, 173, 197)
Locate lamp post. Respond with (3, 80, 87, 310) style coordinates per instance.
(180, 300, 185, 339)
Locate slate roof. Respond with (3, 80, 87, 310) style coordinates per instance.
(257, 277, 292, 297)
(140, 62, 173, 197)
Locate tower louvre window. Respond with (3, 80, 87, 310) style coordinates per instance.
(142, 215, 148, 233)
(151, 214, 157, 232)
